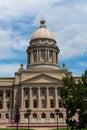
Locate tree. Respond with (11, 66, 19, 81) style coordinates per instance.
(60, 70, 87, 129)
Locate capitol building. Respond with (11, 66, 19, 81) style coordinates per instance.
(0, 20, 73, 127)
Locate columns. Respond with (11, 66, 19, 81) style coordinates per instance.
(47, 50, 49, 62)
(13, 88, 17, 108)
(31, 51, 34, 63)
(45, 50, 47, 62)
(38, 87, 41, 108)
(38, 50, 41, 62)
(46, 87, 49, 108)
(21, 88, 24, 109)
(37, 50, 38, 62)
(29, 87, 32, 108)
(55, 87, 58, 108)
(3, 90, 6, 109)
(53, 51, 56, 63)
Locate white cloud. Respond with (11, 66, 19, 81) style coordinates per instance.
(0, 29, 28, 60)
(0, 63, 20, 77)
(56, 24, 87, 60)
(0, 0, 87, 76)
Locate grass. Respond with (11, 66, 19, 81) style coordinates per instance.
(0, 128, 87, 130)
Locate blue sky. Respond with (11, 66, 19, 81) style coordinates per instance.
(0, 0, 87, 77)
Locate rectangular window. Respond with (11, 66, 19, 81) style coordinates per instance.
(24, 88, 29, 95)
(0, 91, 3, 97)
(41, 88, 45, 96)
(33, 100, 37, 108)
(42, 99, 46, 108)
(0, 101, 3, 109)
(33, 89, 37, 96)
(7, 101, 10, 108)
(6, 114, 9, 118)
(59, 99, 63, 108)
(49, 88, 54, 96)
(33, 50, 37, 63)
(6, 90, 10, 98)
(41, 50, 45, 61)
(50, 100, 54, 108)
(25, 100, 29, 108)
(0, 114, 1, 118)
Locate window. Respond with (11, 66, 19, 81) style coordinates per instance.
(33, 50, 37, 63)
(49, 50, 53, 62)
(0, 101, 3, 108)
(50, 100, 54, 108)
(59, 99, 63, 108)
(24, 88, 29, 95)
(33, 100, 37, 108)
(6, 90, 10, 98)
(42, 99, 46, 108)
(57, 88, 61, 95)
(24, 113, 28, 118)
(41, 113, 46, 118)
(7, 101, 10, 108)
(41, 88, 45, 96)
(49, 88, 54, 96)
(59, 113, 63, 118)
(41, 50, 45, 61)
(25, 100, 29, 108)
(6, 113, 9, 118)
(50, 113, 55, 118)
(33, 89, 37, 95)
(33, 113, 37, 118)
(0, 90, 3, 97)
(0, 114, 1, 118)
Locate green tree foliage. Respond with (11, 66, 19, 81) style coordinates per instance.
(60, 70, 87, 128)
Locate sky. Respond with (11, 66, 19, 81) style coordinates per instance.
(0, 0, 87, 77)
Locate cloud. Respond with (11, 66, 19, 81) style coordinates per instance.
(57, 24, 87, 60)
(0, 63, 20, 77)
(0, 0, 87, 76)
(0, 28, 28, 60)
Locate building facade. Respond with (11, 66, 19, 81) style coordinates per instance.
(0, 20, 72, 127)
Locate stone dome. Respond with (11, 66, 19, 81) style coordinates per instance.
(30, 20, 56, 42)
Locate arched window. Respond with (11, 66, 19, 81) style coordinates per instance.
(50, 113, 55, 118)
(42, 113, 46, 118)
(33, 113, 37, 118)
(59, 113, 63, 118)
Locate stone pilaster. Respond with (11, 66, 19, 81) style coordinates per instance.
(45, 50, 47, 62)
(3, 90, 6, 109)
(46, 87, 49, 108)
(29, 87, 32, 108)
(13, 88, 17, 108)
(37, 50, 38, 62)
(55, 87, 58, 108)
(21, 88, 24, 109)
(38, 87, 40, 108)
(31, 51, 34, 63)
(48, 50, 49, 62)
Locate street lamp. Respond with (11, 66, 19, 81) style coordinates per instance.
(27, 109, 31, 130)
(55, 109, 60, 130)
(14, 106, 20, 130)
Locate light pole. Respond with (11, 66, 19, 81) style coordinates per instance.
(55, 109, 60, 130)
(14, 106, 20, 130)
(27, 109, 31, 130)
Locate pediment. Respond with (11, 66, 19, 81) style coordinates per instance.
(21, 73, 62, 84)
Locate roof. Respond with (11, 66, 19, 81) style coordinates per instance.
(30, 19, 56, 42)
